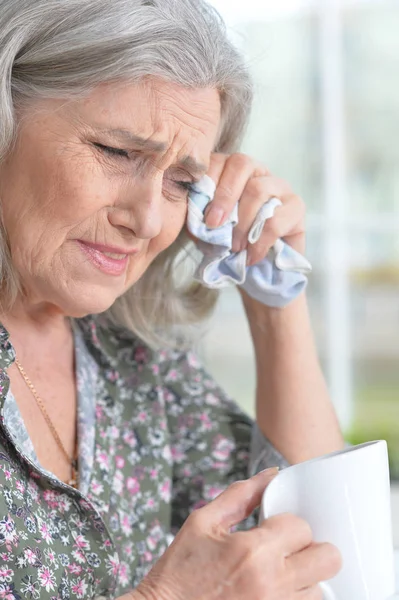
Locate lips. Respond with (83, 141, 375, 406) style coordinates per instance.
(77, 240, 138, 276)
(78, 241, 139, 256)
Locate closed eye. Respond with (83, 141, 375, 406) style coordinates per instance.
(175, 181, 193, 191)
(93, 142, 129, 159)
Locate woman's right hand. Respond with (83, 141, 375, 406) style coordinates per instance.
(130, 468, 342, 600)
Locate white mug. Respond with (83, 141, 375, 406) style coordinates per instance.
(259, 441, 396, 600)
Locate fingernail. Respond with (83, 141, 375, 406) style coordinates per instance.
(257, 467, 280, 476)
(246, 250, 254, 266)
(205, 205, 225, 228)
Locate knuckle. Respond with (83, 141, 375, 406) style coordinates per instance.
(263, 220, 280, 239)
(228, 479, 248, 494)
(268, 513, 313, 543)
(185, 509, 207, 534)
(231, 152, 253, 170)
(246, 177, 265, 199)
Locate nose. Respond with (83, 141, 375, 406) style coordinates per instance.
(109, 176, 163, 240)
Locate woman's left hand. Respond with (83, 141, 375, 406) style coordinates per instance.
(205, 152, 306, 265)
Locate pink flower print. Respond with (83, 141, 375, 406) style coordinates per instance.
(162, 445, 172, 462)
(112, 471, 124, 494)
(205, 393, 220, 406)
(134, 346, 148, 363)
(24, 548, 38, 566)
(27, 480, 39, 497)
(165, 369, 178, 381)
(118, 563, 129, 586)
(115, 456, 125, 469)
(39, 521, 53, 544)
(109, 425, 119, 439)
(90, 480, 104, 496)
(3, 470, 11, 481)
(187, 352, 200, 368)
(71, 549, 86, 564)
(160, 480, 171, 502)
(149, 468, 158, 480)
(90, 322, 99, 344)
(199, 413, 212, 430)
(0, 554, 10, 562)
(146, 498, 155, 509)
(0, 583, 16, 600)
(122, 431, 137, 448)
(212, 436, 235, 461)
(126, 477, 140, 495)
(58, 495, 72, 513)
(106, 370, 119, 382)
(0, 516, 18, 550)
(95, 405, 104, 419)
(38, 566, 56, 592)
(71, 579, 88, 599)
(73, 535, 89, 550)
(68, 563, 83, 575)
(96, 451, 109, 471)
(121, 514, 132, 536)
(106, 552, 120, 577)
(43, 490, 59, 510)
(143, 551, 153, 562)
(137, 411, 147, 423)
(0, 566, 13, 583)
(15, 481, 25, 494)
(151, 363, 160, 375)
(171, 447, 185, 462)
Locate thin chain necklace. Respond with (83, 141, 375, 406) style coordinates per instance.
(14, 358, 79, 489)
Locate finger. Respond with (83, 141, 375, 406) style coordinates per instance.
(260, 513, 313, 556)
(199, 468, 279, 532)
(287, 542, 342, 591)
(205, 154, 266, 228)
(206, 152, 229, 184)
(232, 176, 293, 252)
(247, 194, 306, 265)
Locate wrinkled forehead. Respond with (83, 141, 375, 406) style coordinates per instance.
(68, 78, 222, 174)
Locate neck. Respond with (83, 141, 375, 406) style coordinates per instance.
(0, 298, 73, 355)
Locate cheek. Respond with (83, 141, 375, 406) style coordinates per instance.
(154, 202, 188, 252)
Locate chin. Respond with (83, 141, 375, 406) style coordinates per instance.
(53, 285, 123, 319)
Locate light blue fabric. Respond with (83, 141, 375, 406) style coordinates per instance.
(187, 175, 312, 308)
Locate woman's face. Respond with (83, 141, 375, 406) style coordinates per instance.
(0, 79, 221, 316)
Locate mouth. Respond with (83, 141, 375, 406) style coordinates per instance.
(77, 240, 139, 276)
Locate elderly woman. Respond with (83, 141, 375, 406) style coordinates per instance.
(0, 0, 343, 598)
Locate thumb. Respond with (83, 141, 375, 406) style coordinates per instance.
(202, 468, 279, 532)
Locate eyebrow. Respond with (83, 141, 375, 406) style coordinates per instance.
(98, 128, 208, 176)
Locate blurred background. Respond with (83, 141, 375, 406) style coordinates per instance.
(199, 0, 399, 538)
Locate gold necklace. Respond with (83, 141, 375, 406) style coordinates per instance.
(14, 358, 79, 489)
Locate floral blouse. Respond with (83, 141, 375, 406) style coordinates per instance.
(0, 315, 287, 599)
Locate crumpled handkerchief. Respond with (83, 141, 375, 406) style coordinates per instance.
(187, 175, 312, 308)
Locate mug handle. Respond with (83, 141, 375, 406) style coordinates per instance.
(320, 582, 336, 600)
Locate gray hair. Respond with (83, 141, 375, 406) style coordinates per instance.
(0, 0, 253, 348)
